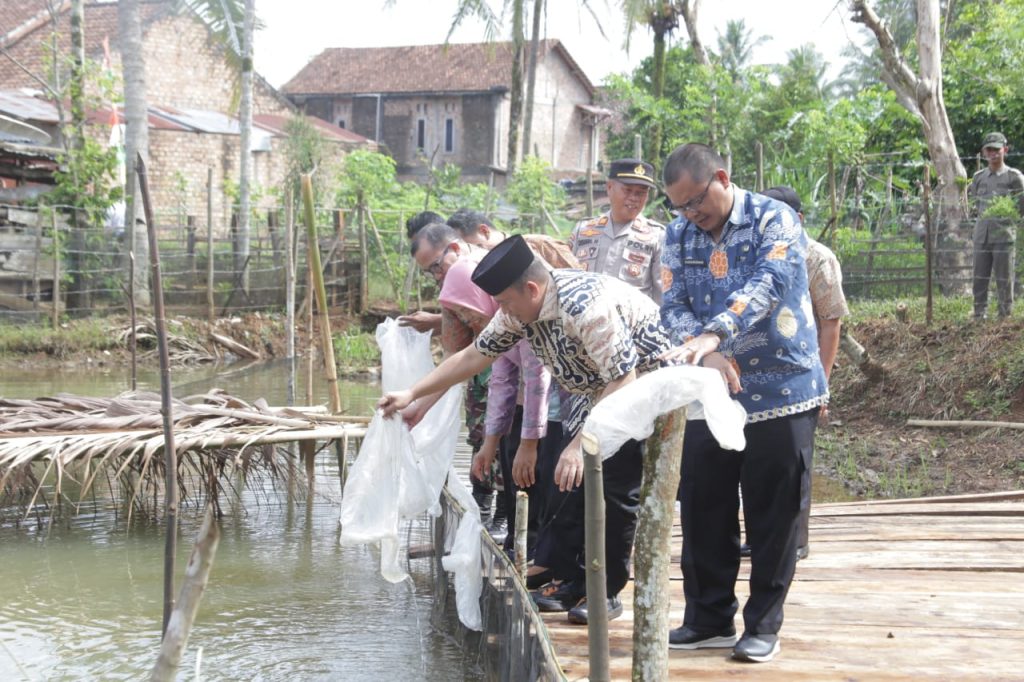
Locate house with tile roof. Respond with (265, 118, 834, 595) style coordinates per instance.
(282, 40, 604, 185)
(0, 0, 372, 227)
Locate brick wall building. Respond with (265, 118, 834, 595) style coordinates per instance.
(282, 40, 603, 185)
(0, 0, 371, 233)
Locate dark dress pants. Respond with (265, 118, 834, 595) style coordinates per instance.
(534, 427, 644, 598)
(678, 409, 817, 635)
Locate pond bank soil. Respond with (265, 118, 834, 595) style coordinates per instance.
(3, 313, 1022, 500)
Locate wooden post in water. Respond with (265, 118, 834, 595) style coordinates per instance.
(137, 153, 179, 638)
(301, 174, 342, 415)
(580, 431, 609, 682)
(631, 407, 686, 681)
(149, 506, 219, 682)
(206, 167, 214, 324)
(923, 164, 933, 326)
(515, 490, 529, 578)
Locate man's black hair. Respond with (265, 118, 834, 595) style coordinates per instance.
(447, 208, 494, 238)
(662, 143, 726, 187)
(410, 221, 456, 257)
(406, 211, 444, 240)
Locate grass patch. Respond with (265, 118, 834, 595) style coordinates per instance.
(333, 331, 379, 367)
(0, 319, 119, 358)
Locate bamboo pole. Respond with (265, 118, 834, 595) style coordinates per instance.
(631, 408, 686, 681)
(923, 164, 934, 326)
(149, 505, 219, 682)
(137, 153, 179, 638)
(206, 167, 214, 324)
(51, 211, 59, 330)
(301, 175, 342, 414)
(364, 207, 401, 299)
(907, 419, 1024, 430)
(580, 431, 609, 682)
(633, 133, 642, 160)
(285, 190, 295, 364)
(128, 250, 137, 392)
(358, 192, 368, 314)
(32, 208, 41, 311)
(514, 490, 528, 578)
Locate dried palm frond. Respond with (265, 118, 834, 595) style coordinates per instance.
(0, 391, 366, 522)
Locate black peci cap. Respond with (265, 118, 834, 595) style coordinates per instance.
(608, 158, 657, 189)
(471, 234, 535, 296)
(762, 186, 802, 214)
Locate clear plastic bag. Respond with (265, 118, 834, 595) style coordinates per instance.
(583, 365, 747, 458)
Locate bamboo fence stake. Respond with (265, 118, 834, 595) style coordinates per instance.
(285, 189, 295, 363)
(580, 431, 610, 682)
(137, 153, 179, 637)
(515, 490, 529, 578)
(923, 164, 934, 326)
(633, 133, 642, 160)
(301, 174, 342, 414)
(357, 192, 368, 314)
(149, 505, 220, 682)
(51, 211, 59, 330)
(206, 167, 214, 324)
(364, 207, 401, 299)
(32, 208, 41, 310)
(631, 408, 686, 681)
(755, 141, 764, 192)
(129, 250, 137, 391)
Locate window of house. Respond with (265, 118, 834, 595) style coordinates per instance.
(337, 119, 346, 129)
(444, 118, 454, 153)
(417, 119, 426, 151)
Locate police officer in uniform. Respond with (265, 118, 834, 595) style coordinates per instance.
(568, 158, 665, 304)
(968, 131, 1024, 320)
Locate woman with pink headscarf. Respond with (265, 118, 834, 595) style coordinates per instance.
(440, 254, 552, 556)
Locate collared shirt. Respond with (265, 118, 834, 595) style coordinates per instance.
(661, 188, 828, 423)
(968, 164, 1024, 244)
(523, 233, 581, 269)
(484, 339, 551, 440)
(806, 238, 849, 322)
(569, 212, 665, 304)
(475, 269, 672, 434)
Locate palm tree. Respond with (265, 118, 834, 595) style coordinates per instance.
(118, 0, 151, 306)
(620, 0, 686, 165)
(716, 19, 769, 84)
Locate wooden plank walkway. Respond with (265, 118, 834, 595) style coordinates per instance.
(540, 491, 1024, 681)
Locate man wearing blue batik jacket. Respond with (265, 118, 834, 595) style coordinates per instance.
(658, 143, 828, 664)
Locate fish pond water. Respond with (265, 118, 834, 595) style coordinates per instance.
(0, 360, 483, 681)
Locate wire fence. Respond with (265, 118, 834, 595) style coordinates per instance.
(1, 174, 1022, 324)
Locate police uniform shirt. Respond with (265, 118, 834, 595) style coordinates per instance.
(968, 164, 1024, 244)
(568, 213, 665, 304)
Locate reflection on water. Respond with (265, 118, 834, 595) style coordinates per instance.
(0, 360, 482, 681)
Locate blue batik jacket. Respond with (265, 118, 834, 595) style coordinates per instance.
(661, 188, 828, 423)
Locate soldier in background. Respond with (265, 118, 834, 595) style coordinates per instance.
(568, 159, 665, 304)
(968, 131, 1024, 320)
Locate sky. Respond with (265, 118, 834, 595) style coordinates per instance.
(254, 1, 869, 90)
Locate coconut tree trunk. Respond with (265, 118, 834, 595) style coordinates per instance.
(506, 0, 525, 177)
(851, 0, 967, 293)
(521, 0, 543, 159)
(236, 0, 254, 295)
(118, 0, 151, 307)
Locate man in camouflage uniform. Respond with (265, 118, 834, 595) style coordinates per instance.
(968, 131, 1024, 320)
(568, 158, 665, 304)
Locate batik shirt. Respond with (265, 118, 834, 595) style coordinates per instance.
(661, 188, 828, 423)
(475, 270, 672, 435)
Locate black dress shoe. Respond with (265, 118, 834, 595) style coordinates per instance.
(739, 543, 752, 558)
(566, 595, 623, 625)
(732, 632, 780, 662)
(525, 568, 553, 590)
(668, 624, 737, 650)
(532, 580, 584, 612)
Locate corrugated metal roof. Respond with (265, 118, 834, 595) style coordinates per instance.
(0, 89, 59, 124)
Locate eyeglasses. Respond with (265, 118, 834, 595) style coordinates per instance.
(425, 243, 454, 277)
(671, 176, 716, 217)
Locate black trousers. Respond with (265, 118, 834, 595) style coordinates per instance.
(534, 428, 644, 598)
(497, 406, 546, 552)
(678, 409, 818, 635)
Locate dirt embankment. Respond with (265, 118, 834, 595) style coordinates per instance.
(818, 315, 1024, 499)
